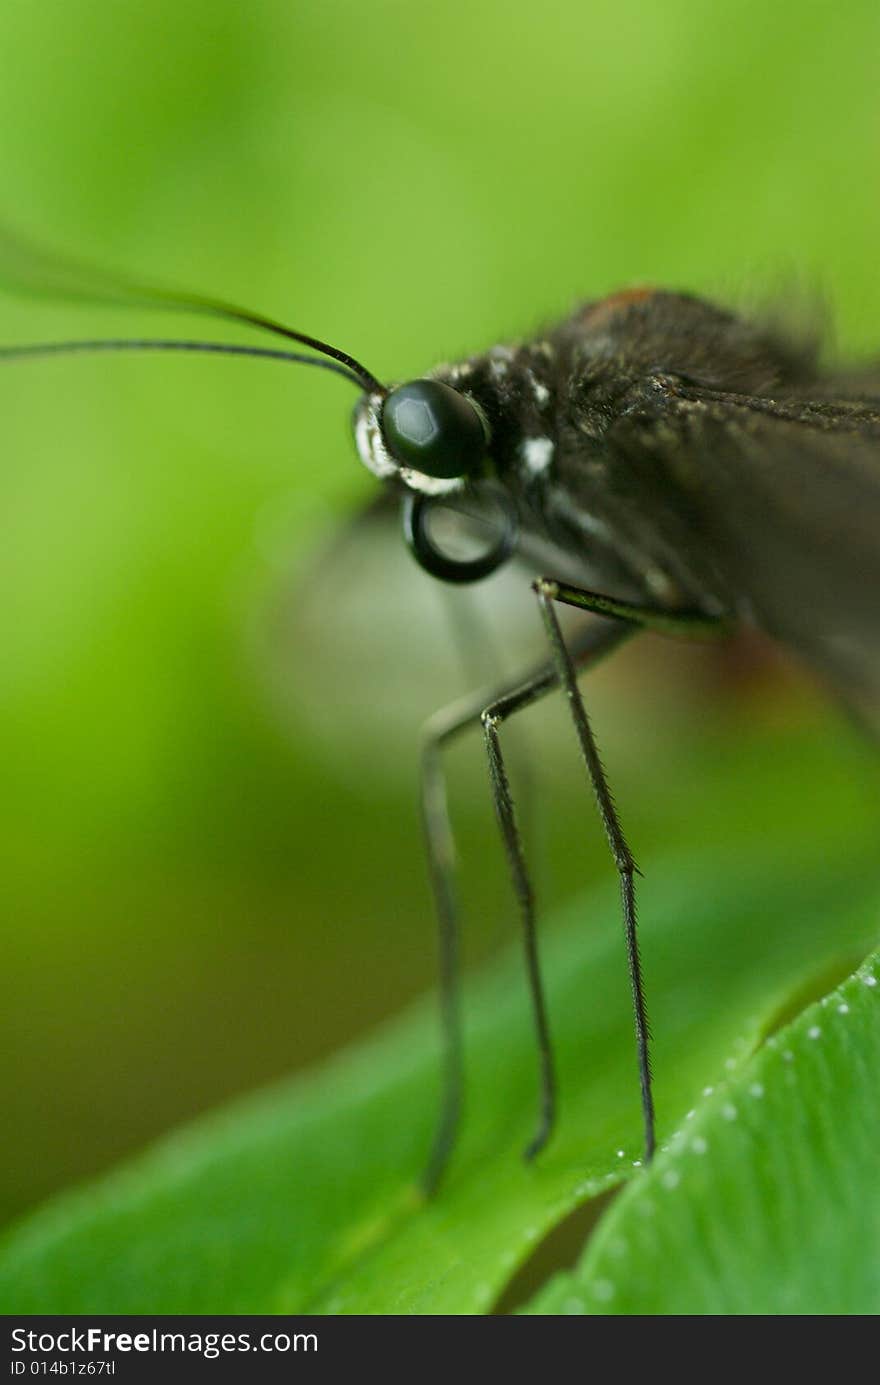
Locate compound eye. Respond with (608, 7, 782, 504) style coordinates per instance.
(381, 379, 486, 479)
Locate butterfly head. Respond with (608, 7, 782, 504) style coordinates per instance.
(353, 379, 519, 583)
(352, 378, 491, 497)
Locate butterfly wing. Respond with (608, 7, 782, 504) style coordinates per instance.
(613, 383, 880, 723)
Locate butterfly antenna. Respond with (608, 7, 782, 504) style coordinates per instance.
(0, 337, 374, 388)
(0, 224, 386, 394)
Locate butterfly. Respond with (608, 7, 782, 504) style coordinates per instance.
(3, 227, 878, 1191)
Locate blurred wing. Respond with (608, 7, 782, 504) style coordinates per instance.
(294, 485, 538, 689)
(632, 386, 880, 724)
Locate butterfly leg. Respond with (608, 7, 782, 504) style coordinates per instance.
(532, 578, 727, 1167)
(419, 619, 632, 1194)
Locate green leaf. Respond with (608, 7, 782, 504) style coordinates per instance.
(524, 953, 880, 1315)
(0, 834, 877, 1314)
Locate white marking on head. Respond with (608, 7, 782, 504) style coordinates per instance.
(445, 362, 473, 384)
(397, 466, 464, 497)
(520, 435, 554, 475)
(353, 395, 397, 481)
(489, 358, 508, 381)
(531, 377, 550, 405)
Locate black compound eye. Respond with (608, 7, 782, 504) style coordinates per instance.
(381, 379, 487, 479)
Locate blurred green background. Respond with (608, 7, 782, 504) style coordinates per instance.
(1, 0, 879, 1227)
